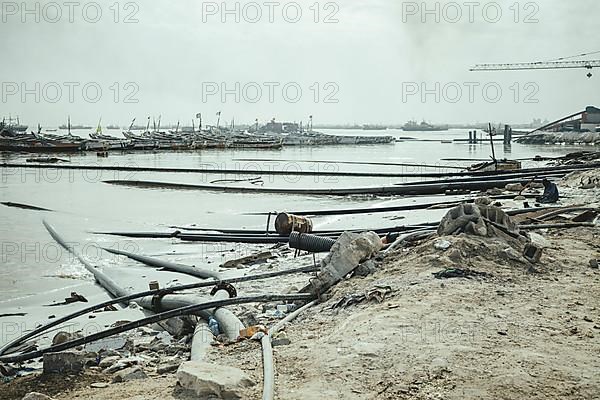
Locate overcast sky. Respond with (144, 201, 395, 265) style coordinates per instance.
(1, 0, 598, 127)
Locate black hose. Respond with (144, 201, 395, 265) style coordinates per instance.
(4, 160, 600, 179)
(44, 220, 130, 299)
(0, 264, 318, 358)
(0, 294, 315, 363)
(168, 224, 440, 234)
(397, 171, 567, 186)
(0, 162, 460, 178)
(1, 202, 52, 211)
(94, 225, 436, 242)
(100, 176, 569, 197)
(289, 232, 337, 253)
(246, 194, 539, 217)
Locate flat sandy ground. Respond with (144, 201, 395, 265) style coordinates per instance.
(220, 225, 600, 400)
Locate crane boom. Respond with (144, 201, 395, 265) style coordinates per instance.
(470, 60, 600, 71)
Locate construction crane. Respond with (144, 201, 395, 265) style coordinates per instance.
(471, 51, 600, 78)
(470, 60, 600, 77)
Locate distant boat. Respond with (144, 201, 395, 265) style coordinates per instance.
(402, 120, 449, 132)
(59, 124, 93, 130)
(106, 125, 121, 130)
(362, 124, 388, 131)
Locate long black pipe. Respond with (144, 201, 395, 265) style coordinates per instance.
(1, 202, 52, 211)
(245, 194, 539, 216)
(101, 177, 554, 196)
(0, 264, 319, 359)
(0, 294, 314, 363)
(5, 161, 599, 179)
(102, 247, 222, 280)
(232, 157, 467, 170)
(43, 220, 130, 299)
(93, 225, 437, 243)
(168, 224, 435, 234)
(395, 171, 567, 186)
(1, 162, 461, 178)
(43, 220, 245, 341)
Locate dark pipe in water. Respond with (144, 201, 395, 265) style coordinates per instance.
(102, 247, 222, 280)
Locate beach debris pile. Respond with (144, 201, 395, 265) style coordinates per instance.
(331, 285, 394, 309)
(437, 203, 526, 242)
(397, 203, 543, 276)
(432, 268, 491, 279)
(517, 131, 600, 145)
(552, 151, 600, 165)
(561, 168, 600, 189)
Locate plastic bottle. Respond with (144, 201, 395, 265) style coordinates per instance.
(208, 317, 220, 336)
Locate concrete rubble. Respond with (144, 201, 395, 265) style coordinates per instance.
(302, 231, 383, 295)
(111, 366, 148, 383)
(42, 351, 90, 374)
(176, 361, 255, 399)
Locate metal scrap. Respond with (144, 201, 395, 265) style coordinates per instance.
(432, 268, 490, 279)
(332, 285, 394, 309)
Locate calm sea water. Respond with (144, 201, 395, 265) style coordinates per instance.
(0, 128, 592, 342)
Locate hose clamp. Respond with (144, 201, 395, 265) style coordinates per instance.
(210, 282, 237, 298)
(151, 289, 169, 312)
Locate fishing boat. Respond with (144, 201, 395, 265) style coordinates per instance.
(89, 130, 132, 149)
(0, 130, 83, 152)
(469, 159, 522, 172)
(227, 137, 284, 149)
(469, 123, 522, 172)
(2, 116, 28, 132)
